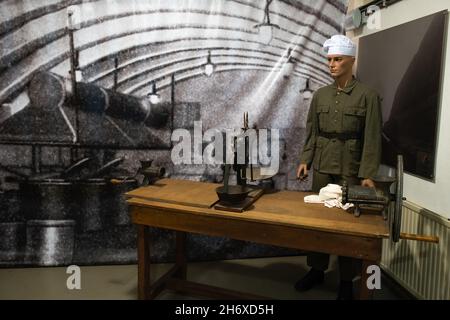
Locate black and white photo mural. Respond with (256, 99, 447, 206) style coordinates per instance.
(0, 0, 349, 267)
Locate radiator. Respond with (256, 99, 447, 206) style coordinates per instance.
(381, 201, 450, 299)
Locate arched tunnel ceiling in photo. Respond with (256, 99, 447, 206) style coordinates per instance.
(0, 0, 348, 118)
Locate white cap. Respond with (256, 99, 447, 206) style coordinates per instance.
(323, 35, 356, 57)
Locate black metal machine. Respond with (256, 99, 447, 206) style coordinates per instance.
(137, 160, 166, 185)
(216, 113, 253, 205)
(215, 113, 267, 209)
(342, 155, 404, 242)
(342, 154, 403, 214)
(342, 155, 438, 243)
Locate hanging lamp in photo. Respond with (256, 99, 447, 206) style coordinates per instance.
(254, 0, 279, 45)
(204, 50, 215, 77)
(148, 81, 161, 104)
(301, 78, 313, 100)
(282, 47, 295, 78)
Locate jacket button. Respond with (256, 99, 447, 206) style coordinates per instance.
(335, 101, 339, 104)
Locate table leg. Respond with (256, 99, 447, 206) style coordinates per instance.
(359, 260, 375, 300)
(174, 231, 187, 280)
(137, 225, 151, 300)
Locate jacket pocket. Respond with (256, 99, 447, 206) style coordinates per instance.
(316, 105, 330, 133)
(343, 107, 366, 132)
(344, 139, 361, 176)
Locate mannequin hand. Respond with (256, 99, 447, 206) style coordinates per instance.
(297, 164, 308, 180)
(361, 178, 375, 188)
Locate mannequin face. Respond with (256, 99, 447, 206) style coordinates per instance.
(327, 55, 355, 79)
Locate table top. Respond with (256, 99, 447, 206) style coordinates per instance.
(127, 179, 389, 239)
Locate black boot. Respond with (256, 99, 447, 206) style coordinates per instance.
(294, 268, 324, 292)
(337, 281, 354, 300)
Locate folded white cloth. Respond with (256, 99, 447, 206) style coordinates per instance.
(304, 195, 323, 204)
(303, 184, 354, 211)
(324, 199, 354, 211)
(318, 183, 342, 201)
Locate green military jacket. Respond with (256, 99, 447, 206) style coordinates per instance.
(300, 77, 382, 178)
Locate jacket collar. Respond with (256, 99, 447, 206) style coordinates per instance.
(332, 76, 357, 94)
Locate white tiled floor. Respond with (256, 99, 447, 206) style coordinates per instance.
(0, 255, 405, 300)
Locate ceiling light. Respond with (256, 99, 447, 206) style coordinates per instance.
(148, 81, 160, 104)
(204, 51, 214, 77)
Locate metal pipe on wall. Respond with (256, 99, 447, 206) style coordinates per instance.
(28, 71, 170, 128)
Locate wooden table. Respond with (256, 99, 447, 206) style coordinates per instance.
(127, 179, 389, 300)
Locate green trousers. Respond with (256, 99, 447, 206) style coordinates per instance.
(307, 170, 361, 281)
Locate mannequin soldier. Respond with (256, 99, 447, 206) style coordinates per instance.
(296, 35, 382, 300)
